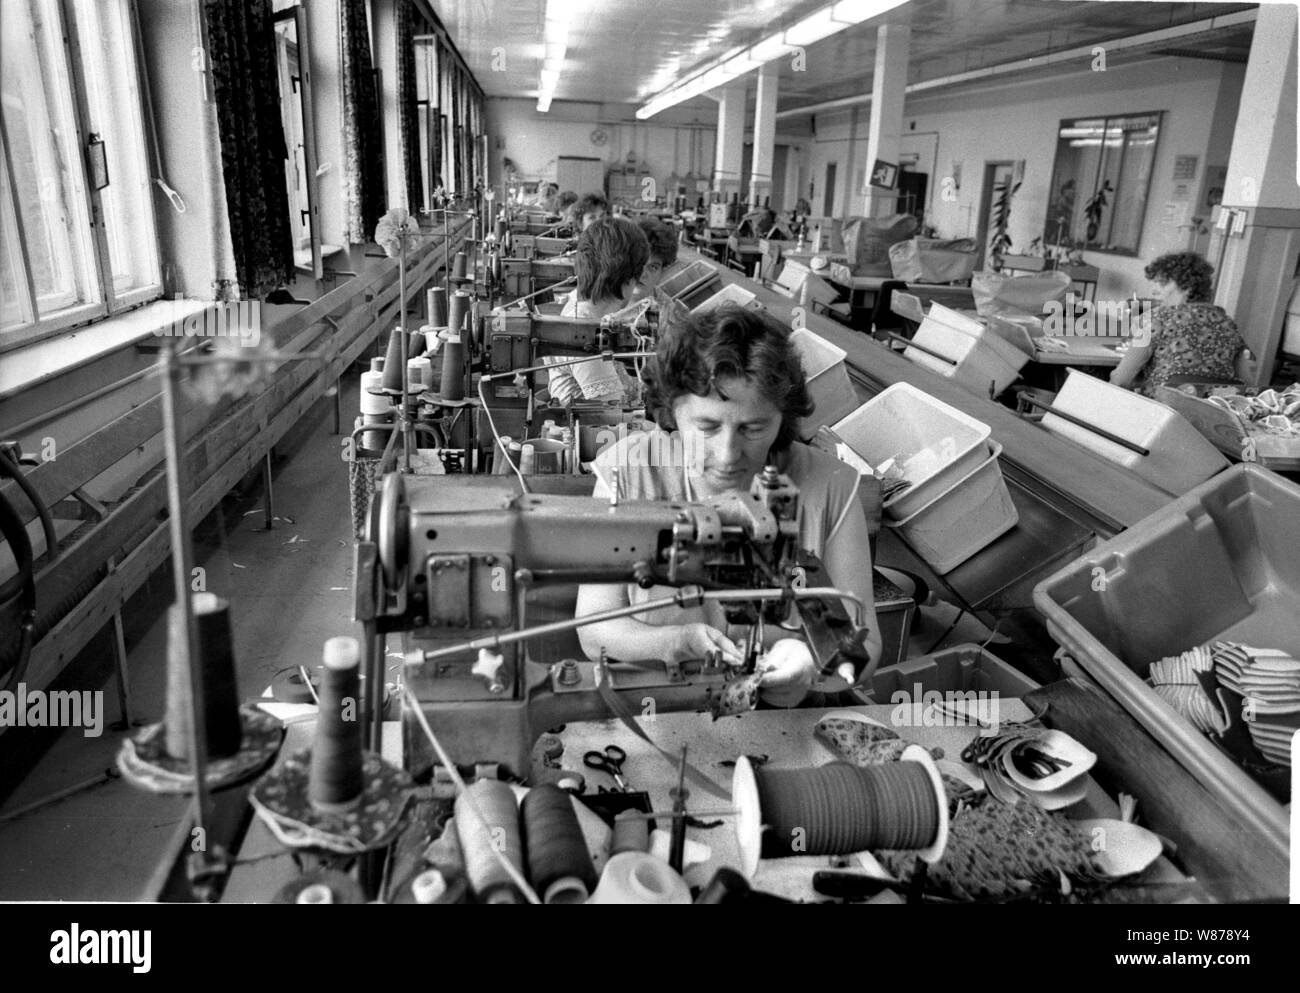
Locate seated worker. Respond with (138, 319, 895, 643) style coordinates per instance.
(538, 182, 561, 212)
(632, 215, 680, 298)
(1110, 251, 1248, 397)
(569, 192, 608, 232)
(549, 218, 650, 404)
(575, 306, 883, 707)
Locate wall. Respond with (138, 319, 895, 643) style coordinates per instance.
(805, 57, 1247, 300)
(487, 98, 719, 202)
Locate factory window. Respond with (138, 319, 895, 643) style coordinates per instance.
(1043, 112, 1162, 257)
(0, 0, 160, 349)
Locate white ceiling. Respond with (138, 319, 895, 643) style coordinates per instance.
(433, 0, 1257, 113)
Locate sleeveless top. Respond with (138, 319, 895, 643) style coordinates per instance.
(588, 427, 862, 628)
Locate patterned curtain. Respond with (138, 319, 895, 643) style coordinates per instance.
(396, 0, 422, 213)
(430, 38, 443, 197)
(450, 65, 461, 196)
(202, 0, 292, 299)
(340, 0, 385, 243)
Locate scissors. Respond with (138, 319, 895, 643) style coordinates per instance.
(583, 744, 630, 791)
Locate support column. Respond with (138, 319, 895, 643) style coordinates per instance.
(1215, 4, 1300, 385)
(749, 64, 779, 209)
(862, 24, 910, 218)
(713, 80, 746, 203)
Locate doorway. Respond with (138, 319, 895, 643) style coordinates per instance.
(823, 162, 837, 216)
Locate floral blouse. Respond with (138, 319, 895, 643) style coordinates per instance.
(1135, 303, 1244, 398)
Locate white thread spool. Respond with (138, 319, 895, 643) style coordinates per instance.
(408, 357, 432, 391)
(586, 852, 690, 905)
(412, 869, 448, 905)
(519, 443, 536, 475)
(296, 883, 334, 905)
(360, 370, 387, 414)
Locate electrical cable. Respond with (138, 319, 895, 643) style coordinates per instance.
(924, 607, 966, 655)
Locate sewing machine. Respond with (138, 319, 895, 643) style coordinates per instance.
(498, 256, 574, 302)
(355, 471, 874, 779)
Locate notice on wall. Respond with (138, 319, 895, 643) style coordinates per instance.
(1173, 155, 1199, 181)
(1171, 182, 1193, 201)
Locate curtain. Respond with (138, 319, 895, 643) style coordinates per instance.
(202, 0, 291, 299)
(339, 0, 385, 243)
(396, 0, 422, 213)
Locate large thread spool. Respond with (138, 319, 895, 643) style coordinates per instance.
(521, 785, 597, 904)
(732, 750, 948, 878)
(451, 251, 468, 280)
(587, 852, 690, 905)
(447, 289, 470, 339)
(455, 779, 526, 904)
(308, 637, 365, 813)
(379, 328, 406, 392)
(407, 356, 432, 392)
(164, 592, 243, 761)
(439, 334, 465, 401)
(427, 287, 448, 328)
(407, 328, 426, 359)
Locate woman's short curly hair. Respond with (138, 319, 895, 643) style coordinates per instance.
(645, 304, 813, 451)
(637, 216, 678, 267)
(1144, 251, 1214, 303)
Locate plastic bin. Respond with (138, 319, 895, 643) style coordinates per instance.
(885, 441, 1018, 573)
(867, 642, 1041, 701)
(790, 328, 856, 441)
(831, 382, 993, 519)
(1040, 369, 1229, 494)
(904, 303, 1029, 398)
(1033, 463, 1299, 879)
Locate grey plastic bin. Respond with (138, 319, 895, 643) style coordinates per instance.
(1033, 463, 1298, 881)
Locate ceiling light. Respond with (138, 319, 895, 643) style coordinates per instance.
(785, 9, 839, 46)
(750, 34, 791, 62)
(831, 0, 902, 23)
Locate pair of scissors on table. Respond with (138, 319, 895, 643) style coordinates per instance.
(583, 744, 630, 791)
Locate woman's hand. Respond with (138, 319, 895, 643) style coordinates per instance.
(757, 639, 816, 708)
(669, 624, 742, 666)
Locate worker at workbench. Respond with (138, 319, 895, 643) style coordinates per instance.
(633, 216, 679, 298)
(548, 218, 650, 405)
(568, 192, 608, 232)
(1109, 251, 1249, 396)
(575, 305, 883, 706)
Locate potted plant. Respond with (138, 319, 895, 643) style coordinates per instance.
(987, 177, 1022, 272)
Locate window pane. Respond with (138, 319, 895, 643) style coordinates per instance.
(1, 141, 35, 331)
(1, 0, 99, 316)
(72, 0, 159, 294)
(1109, 115, 1161, 253)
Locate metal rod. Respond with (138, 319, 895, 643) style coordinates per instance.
(262, 450, 274, 530)
(1016, 393, 1151, 456)
(159, 341, 212, 858)
(399, 237, 412, 474)
(483, 350, 645, 382)
(886, 332, 958, 367)
(110, 606, 134, 729)
(367, 626, 385, 753)
(413, 586, 863, 663)
(0, 769, 116, 824)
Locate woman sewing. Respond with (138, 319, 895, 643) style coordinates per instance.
(575, 306, 882, 707)
(1109, 251, 1248, 397)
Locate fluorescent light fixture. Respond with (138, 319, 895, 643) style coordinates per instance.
(750, 34, 791, 62)
(538, 0, 574, 113)
(723, 53, 761, 75)
(545, 41, 566, 63)
(540, 68, 560, 91)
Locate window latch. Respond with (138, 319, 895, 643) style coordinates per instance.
(87, 133, 110, 191)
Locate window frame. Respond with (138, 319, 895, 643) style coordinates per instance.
(1043, 110, 1163, 259)
(0, 0, 162, 354)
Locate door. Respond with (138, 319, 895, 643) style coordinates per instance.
(823, 162, 837, 216)
(975, 161, 1015, 270)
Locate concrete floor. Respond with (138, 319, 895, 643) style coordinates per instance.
(0, 371, 1005, 901)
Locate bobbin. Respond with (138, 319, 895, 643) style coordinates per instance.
(731, 746, 949, 879)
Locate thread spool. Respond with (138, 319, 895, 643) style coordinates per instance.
(360, 412, 391, 453)
(407, 328, 427, 359)
(610, 809, 649, 856)
(380, 328, 406, 392)
(411, 869, 448, 905)
(426, 286, 448, 328)
(518, 443, 536, 475)
(308, 637, 365, 813)
(272, 869, 367, 905)
(731, 750, 948, 878)
(447, 290, 470, 339)
(359, 370, 387, 414)
(369, 356, 384, 373)
(438, 334, 465, 401)
(586, 852, 690, 905)
(492, 436, 514, 476)
(521, 785, 597, 904)
(452, 251, 468, 280)
(297, 884, 332, 905)
(455, 779, 526, 904)
(163, 592, 243, 762)
(407, 356, 432, 391)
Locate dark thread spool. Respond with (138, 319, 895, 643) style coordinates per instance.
(452, 251, 468, 280)
(380, 328, 406, 392)
(407, 329, 426, 358)
(753, 762, 938, 858)
(163, 592, 243, 761)
(439, 336, 465, 401)
(308, 637, 365, 813)
(447, 289, 470, 339)
(521, 785, 597, 904)
(610, 809, 649, 855)
(694, 867, 752, 904)
(427, 286, 448, 327)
